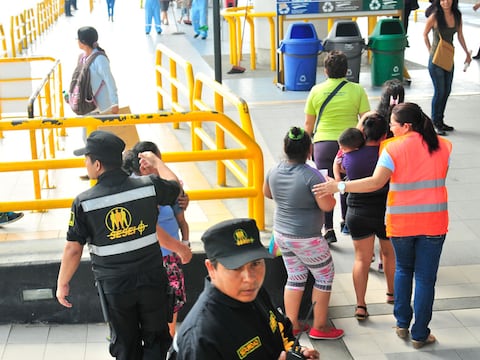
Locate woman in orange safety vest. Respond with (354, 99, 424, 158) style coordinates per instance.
(313, 102, 452, 350)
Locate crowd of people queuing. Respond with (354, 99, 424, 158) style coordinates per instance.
(46, 2, 464, 357)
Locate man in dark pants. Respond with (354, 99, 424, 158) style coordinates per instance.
(56, 130, 181, 360)
(65, 0, 73, 16)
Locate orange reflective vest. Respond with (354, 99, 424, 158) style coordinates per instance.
(384, 132, 452, 237)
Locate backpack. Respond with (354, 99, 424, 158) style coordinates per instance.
(68, 51, 104, 115)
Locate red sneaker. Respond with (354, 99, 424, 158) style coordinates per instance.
(308, 327, 344, 340)
(292, 323, 310, 336)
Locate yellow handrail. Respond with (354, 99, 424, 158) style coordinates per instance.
(221, 7, 277, 71)
(155, 43, 195, 129)
(0, 111, 265, 229)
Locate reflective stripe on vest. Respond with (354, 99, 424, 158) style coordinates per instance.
(81, 186, 156, 212)
(389, 178, 446, 191)
(88, 233, 158, 256)
(387, 202, 448, 214)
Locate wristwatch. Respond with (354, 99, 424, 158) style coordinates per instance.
(337, 181, 346, 195)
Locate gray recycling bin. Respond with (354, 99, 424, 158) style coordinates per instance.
(278, 23, 323, 91)
(368, 19, 408, 86)
(323, 20, 365, 83)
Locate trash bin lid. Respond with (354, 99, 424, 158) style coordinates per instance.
(284, 22, 318, 40)
(370, 18, 405, 37)
(326, 20, 362, 39)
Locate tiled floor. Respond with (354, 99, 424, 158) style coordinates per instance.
(1, 0, 480, 359)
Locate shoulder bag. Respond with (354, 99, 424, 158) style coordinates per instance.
(312, 80, 348, 136)
(432, 32, 454, 72)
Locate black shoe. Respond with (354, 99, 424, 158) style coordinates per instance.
(441, 123, 454, 131)
(473, 49, 480, 60)
(435, 128, 447, 136)
(194, 33, 200, 38)
(324, 229, 337, 244)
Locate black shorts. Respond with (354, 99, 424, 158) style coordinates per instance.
(346, 206, 388, 241)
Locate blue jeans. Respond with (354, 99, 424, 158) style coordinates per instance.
(391, 235, 445, 342)
(107, 0, 116, 17)
(428, 57, 454, 126)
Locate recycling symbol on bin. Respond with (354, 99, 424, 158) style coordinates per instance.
(347, 69, 352, 77)
(369, 0, 381, 10)
(393, 65, 400, 74)
(323, 2, 334, 12)
(299, 75, 307, 83)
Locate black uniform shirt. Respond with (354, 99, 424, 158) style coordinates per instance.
(67, 168, 180, 293)
(175, 278, 295, 359)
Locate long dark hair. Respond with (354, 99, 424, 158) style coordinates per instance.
(122, 141, 160, 175)
(432, 0, 462, 31)
(377, 79, 405, 121)
(391, 103, 439, 154)
(283, 126, 311, 163)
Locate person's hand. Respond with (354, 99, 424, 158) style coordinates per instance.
(138, 151, 160, 174)
(178, 191, 189, 210)
(110, 105, 119, 114)
(278, 347, 320, 360)
(465, 51, 472, 66)
(312, 178, 339, 197)
(301, 347, 320, 359)
(473, 3, 480, 11)
(177, 243, 193, 264)
(56, 283, 73, 308)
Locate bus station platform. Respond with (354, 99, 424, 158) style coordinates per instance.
(1, 0, 480, 359)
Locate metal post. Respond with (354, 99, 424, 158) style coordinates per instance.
(213, 0, 222, 83)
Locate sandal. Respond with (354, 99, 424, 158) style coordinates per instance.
(354, 305, 369, 321)
(386, 293, 395, 304)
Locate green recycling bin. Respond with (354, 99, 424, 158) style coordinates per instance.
(368, 19, 408, 87)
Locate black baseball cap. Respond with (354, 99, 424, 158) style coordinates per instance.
(73, 130, 125, 166)
(201, 218, 272, 269)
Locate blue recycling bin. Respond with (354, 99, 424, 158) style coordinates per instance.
(279, 23, 323, 91)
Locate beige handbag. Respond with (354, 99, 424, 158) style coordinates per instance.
(432, 33, 454, 72)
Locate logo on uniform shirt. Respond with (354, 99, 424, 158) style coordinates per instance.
(233, 228, 254, 247)
(69, 211, 75, 227)
(105, 207, 148, 240)
(237, 336, 261, 359)
(269, 310, 278, 333)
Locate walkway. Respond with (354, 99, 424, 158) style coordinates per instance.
(1, 1, 480, 359)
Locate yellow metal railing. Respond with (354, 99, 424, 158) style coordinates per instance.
(0, 112, 265, 229)
(0, 24, 7, 58)
(0, 56, 64, 189)
(221, 7, 277, 71)
(154, 44, 256, 198)
(191, 73, 259, 220)
(155, 43, 195, 129)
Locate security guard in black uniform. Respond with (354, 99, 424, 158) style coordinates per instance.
(56, 130, 181, 360)
(172, 218, 319, 360)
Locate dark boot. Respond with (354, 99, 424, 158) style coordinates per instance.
(433, 122, 447, 136)
(473, 47, 480, 60)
